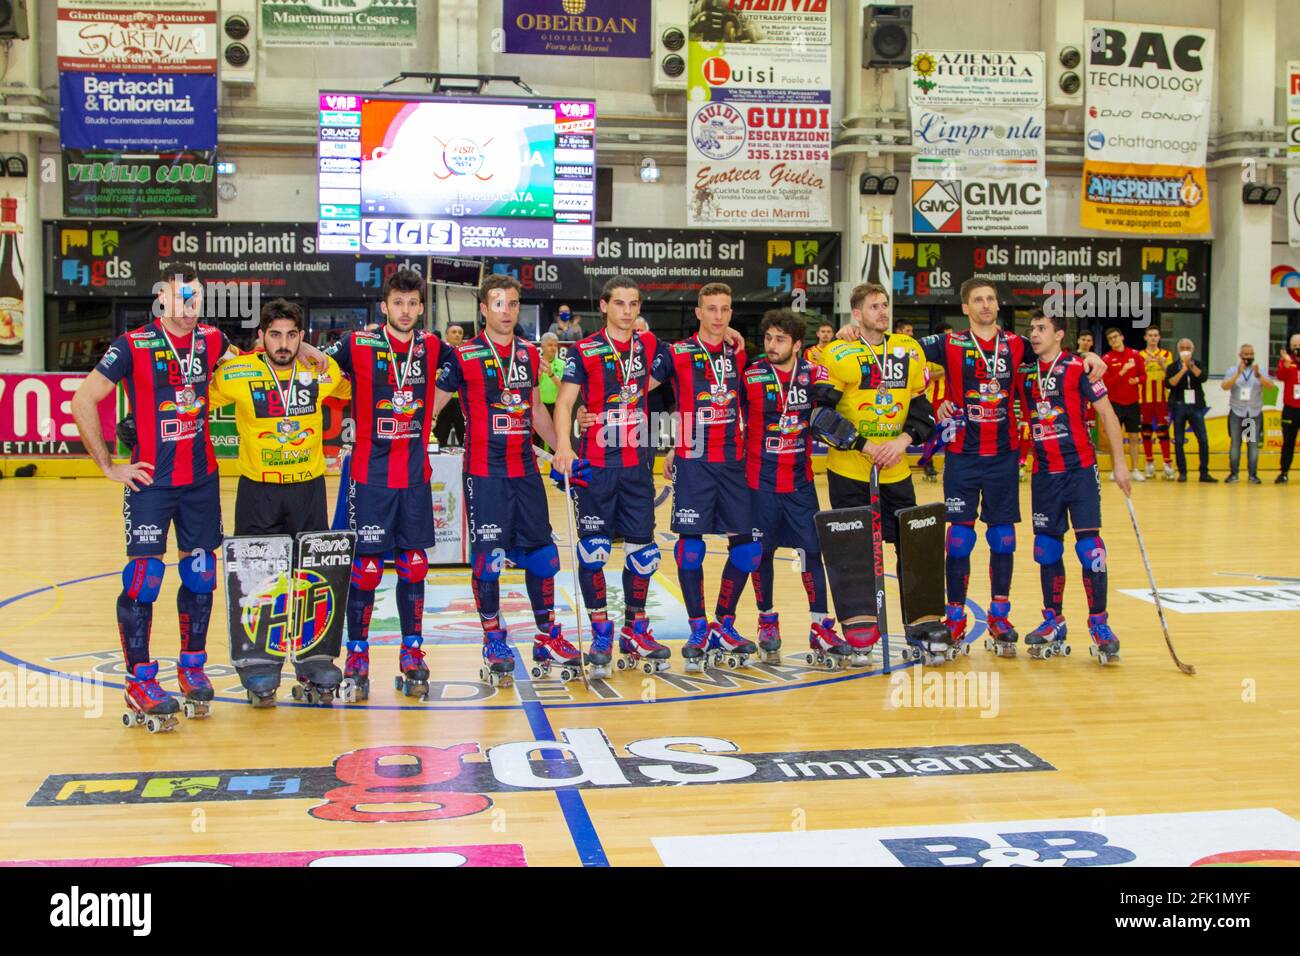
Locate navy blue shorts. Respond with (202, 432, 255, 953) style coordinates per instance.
(751, 482, 822, 554)
(1031, 466, 1102, 537)
(349, 479, 436, 555)
(465, 472, 553, 555)
(575, 463, 656, 542)
(123, 471, 222, 557)
(943, 450, 1021, 526)
(670, 457, 752, 536)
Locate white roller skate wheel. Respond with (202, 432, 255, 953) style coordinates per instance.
(121, 712, 133, 728)
(145, 717, 161, 733)
(1063, 645, 1072, 656)
(530, 666, 543, 679)
(805, 653, 814, 664)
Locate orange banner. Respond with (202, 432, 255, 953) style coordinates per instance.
(1080, 162, 1210, 235)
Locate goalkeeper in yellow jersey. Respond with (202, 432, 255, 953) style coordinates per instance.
(811, 282, 935, 664)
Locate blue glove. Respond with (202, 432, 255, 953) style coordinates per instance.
(549, 458, 592, 489)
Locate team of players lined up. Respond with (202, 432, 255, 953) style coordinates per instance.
(73, 263, 1137, 728)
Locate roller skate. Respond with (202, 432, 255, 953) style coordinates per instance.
(1162, 463, 1175, 481)
(904, 619, 966, 665)
(176, 650, 214, 719)
(480, 629, 516, 688)
(805, 618, 853, 671)
(583, 620, 614, 679)
(531, 624, 584, 681)
(617, 619, 671, 674)
(1025, 609, 1070, 660)
(122, 661, 179, 733)
(754, 612, 782, 663)
(923, 461, 939, 483)
(843, 621, 880, 667)
(292, 657, 343, 705)
(982, 600, 1019, 658)
(682, 617, 711, 673)
(706, 616, 756, 669)
(1144, 461, 1155, 479)
(1087, 612, 1121, 665)
(943, 603, 968, 644)
(236, 662, 281, 708)
(394, 636, 430, 698)
(339, 640, 369, 702)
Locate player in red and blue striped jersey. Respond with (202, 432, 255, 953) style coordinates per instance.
(434, 274, 568, 685)
(325, 269, 448, 697)
(1021, 309, 1130, 661)
(550, 276, 671, 675)
(743, 309, 853, 664)
(916, 278, 1106, 654)
(73, 262, 241, 724)
(651, 282, 762, 671)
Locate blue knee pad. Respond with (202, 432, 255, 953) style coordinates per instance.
(985, 524, 1016, 555)
(523, 543, 560, 578)
(624, 541, 661, 576)
(471, 548, 503, 582)
(577, 535, 612, 572)
(1075, 535, 1106, 572)
(178, 550, 218, 593)
(674, 536, 707, 571)
(946, 523, 977, 558)
(728, 540, 763, 573)
(122, 557, 166, 602)
(1033, 534, 1064, 565)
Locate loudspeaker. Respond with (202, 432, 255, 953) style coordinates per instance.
(1042, 0, 1083, 108)
(0, 0, 29, 40)
(863, 5, 912, 69)
(652, 0, 688, 94)
(219, 0, 257, 85)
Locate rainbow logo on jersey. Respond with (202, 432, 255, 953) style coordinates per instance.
(158, 390, 205, 418)
(258, 421, 314, 446)
(966, 385, 1006, 406)
(858, 394, 904, 419)
(491, 391, 529, 416)
(696, 388, 736, 407)
(376, 398, 424, 417)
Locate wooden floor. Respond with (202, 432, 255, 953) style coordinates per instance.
(1, 468, 1297, 868)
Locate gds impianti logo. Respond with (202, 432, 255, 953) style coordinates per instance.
(691, 103, 746, 160)
(912, 180, 962, 233)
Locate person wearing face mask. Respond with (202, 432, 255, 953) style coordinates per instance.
(1166, 338, 1215, 482)
(547, 304, 584, 343)
(1220, 344, 1274, 484)
(1275, 334, 1300, 483)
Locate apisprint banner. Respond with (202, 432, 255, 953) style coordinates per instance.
(1081, 21, 1214, 235)
(908, 50, 1046, 235)
(685, 0, 831, 228)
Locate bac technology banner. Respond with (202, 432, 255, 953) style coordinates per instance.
(56, 0, 218, 74)
(908, 50, 1046, 236)
(686, 0, 831, 229)
(1081, 21, 1214, 235)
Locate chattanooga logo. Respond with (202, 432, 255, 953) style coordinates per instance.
(31, 733, 1054, 819)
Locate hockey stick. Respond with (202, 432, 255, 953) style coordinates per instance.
(535, 448, 590, 689)
(869, 465, 892, 674)
(1125, 496, 1195, 675)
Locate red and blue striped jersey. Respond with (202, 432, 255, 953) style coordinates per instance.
(743, 358, 825, 492)
(327, 329, 443, 488)
(562, 329, 659, 469)
(651, 336, 747, 464)
(1020, 353, 1107, 473)
(920, 329, 1030, 456)
(96, 321, 229, 487)
(439, 335, 541, 479)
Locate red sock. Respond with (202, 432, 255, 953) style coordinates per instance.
(1141, 431, 1153, 462)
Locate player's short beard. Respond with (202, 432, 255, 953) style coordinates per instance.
(268, 345, 299, 369)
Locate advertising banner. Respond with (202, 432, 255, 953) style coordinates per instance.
(1081, 21, 1214, 234)
(261, 0, 419, 48)
(1288, 61, 1300, 248)
(0, 373, 116, 456)
(59, 72, 217, 152)
(503, 0, 651, 58)
(891, 234, 1207, 308)
(909, 50, 1045, 235)
(61, 150, 217, 219)
(685, 2, 831, 228)
(56, 0, 218, 74)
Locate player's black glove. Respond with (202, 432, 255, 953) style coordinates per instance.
(117, 412, 137, 453)
(549, 458, 592, 489)
(810, 406, 866, 452)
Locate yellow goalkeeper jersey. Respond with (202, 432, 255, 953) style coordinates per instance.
(817, 334, 929, 485)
